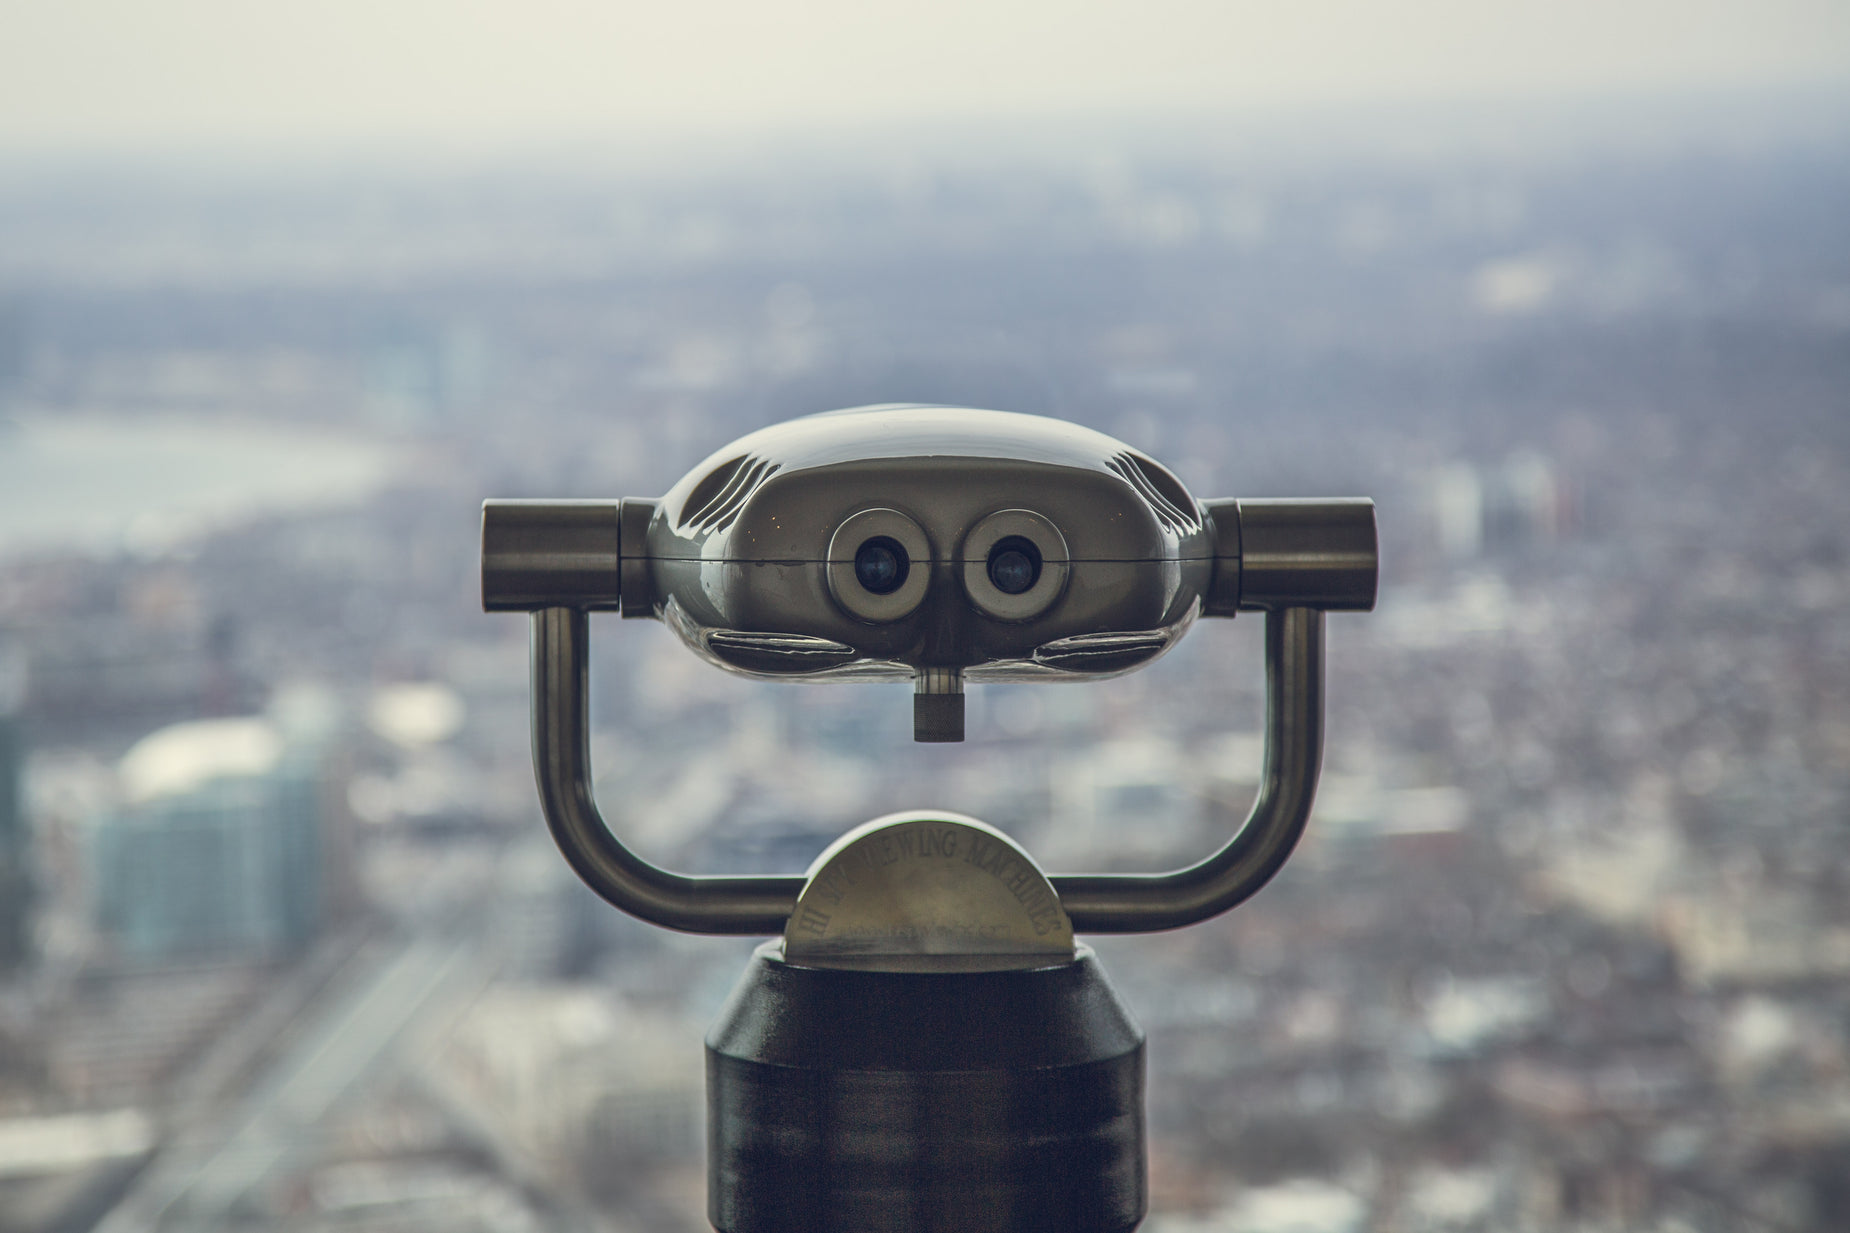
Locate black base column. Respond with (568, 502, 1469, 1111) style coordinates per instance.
(706, 943, 1146, 1233)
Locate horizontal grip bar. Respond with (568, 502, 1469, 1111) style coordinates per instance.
(483, 500, 622, 612)
(1202, 498, 1377, 615)
(486, 497, 1374, 617)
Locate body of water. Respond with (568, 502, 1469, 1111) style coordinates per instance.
(0, 415, 400, 559)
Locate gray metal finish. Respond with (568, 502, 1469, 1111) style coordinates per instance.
(487, 405, 1372, 934)
(481, 499, 621, 612)
(641, 405, 1215, 683)
(911, 666, 965, 743)
(783, 813, 1074, 969)
(482, 408, 1375, 652)
(1226, 498, 1377, 614)
(486, 407, 1374, 1233)
(482, 491, 1379, 626)
(524, 602, 1323, 936)
(531, 606, 801, 934)
(1055, 607, 1323, 932)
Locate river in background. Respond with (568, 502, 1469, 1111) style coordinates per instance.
(0, 415, 401, 560)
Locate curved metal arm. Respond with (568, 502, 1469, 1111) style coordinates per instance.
(529, 605, 1322, 936)
(1052, 607, 1323, 932)
(532, 606, 803, 933)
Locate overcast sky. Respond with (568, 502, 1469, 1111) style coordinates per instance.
(2, 0, 1847, 157)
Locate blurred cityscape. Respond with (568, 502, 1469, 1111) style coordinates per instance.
(0, 96, 1847, 1231)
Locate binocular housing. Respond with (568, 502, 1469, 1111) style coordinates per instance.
(483, 405, 1374, 740)
(482, 405, 1380, 1232)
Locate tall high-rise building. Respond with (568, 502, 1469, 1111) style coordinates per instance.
(1432, 454, 1568, 560)
(0, 646, 30, 970)
(95, 717, 324, 961)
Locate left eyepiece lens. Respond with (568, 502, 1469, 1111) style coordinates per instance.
(854, 536, 909, 595)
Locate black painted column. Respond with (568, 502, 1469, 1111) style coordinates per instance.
(706, 943, 1146, 1233)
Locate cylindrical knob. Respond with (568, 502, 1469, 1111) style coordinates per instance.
(1202, 498, 1377, 614)
(913, 668, 964, 743)
(481, 500, 622, 612)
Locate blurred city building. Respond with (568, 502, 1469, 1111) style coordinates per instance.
(441, 987, 705, 1188)
(0, 646, 30, 971)
(1432, 454, 1572, 561)
(0, 91, 1844, 1231)
(93, 717, 329, 961)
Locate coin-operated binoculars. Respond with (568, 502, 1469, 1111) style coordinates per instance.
(483, 405, 1376, 1232)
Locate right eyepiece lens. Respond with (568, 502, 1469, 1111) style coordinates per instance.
(854, 536, 909, 595)
(987, 536, 1041, 596)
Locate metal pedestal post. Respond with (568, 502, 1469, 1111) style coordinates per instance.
(707, 942, 1145, 1233)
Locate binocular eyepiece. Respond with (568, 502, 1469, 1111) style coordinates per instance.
(484, 406, 1382, 1231)
(483, 404, 1376, 742)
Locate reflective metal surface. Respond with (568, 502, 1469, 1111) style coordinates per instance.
(1229, 497, 1378, 613)
(527, 603, 1323, 936)
(642, 405, 1213, 683)
(911, 665, 964, 742)
(958, 507, 1071, 623)
(481, 499, 621, 612)
(484, 405, 1373, 739)
(489, 405, 1368, 932)
(824, 506, 933, 622)
(783, 813, 1074, 970)
(1052, 606, 1324, 932)
(531, 606, 802, 934)
(490, 408, 1368, 1233)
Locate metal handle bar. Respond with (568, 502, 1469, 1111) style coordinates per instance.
(533, 606, 801, 934)
(527, 603, 1323, 935)
(1054, 605, 1321, 931)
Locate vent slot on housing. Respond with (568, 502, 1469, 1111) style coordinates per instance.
(1106, 451, 1201, 534)
(680, 455, 781, 534)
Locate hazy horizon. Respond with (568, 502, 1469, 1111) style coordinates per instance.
(2, 0, 1847, 165)
(0, 82, 1844, 186)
